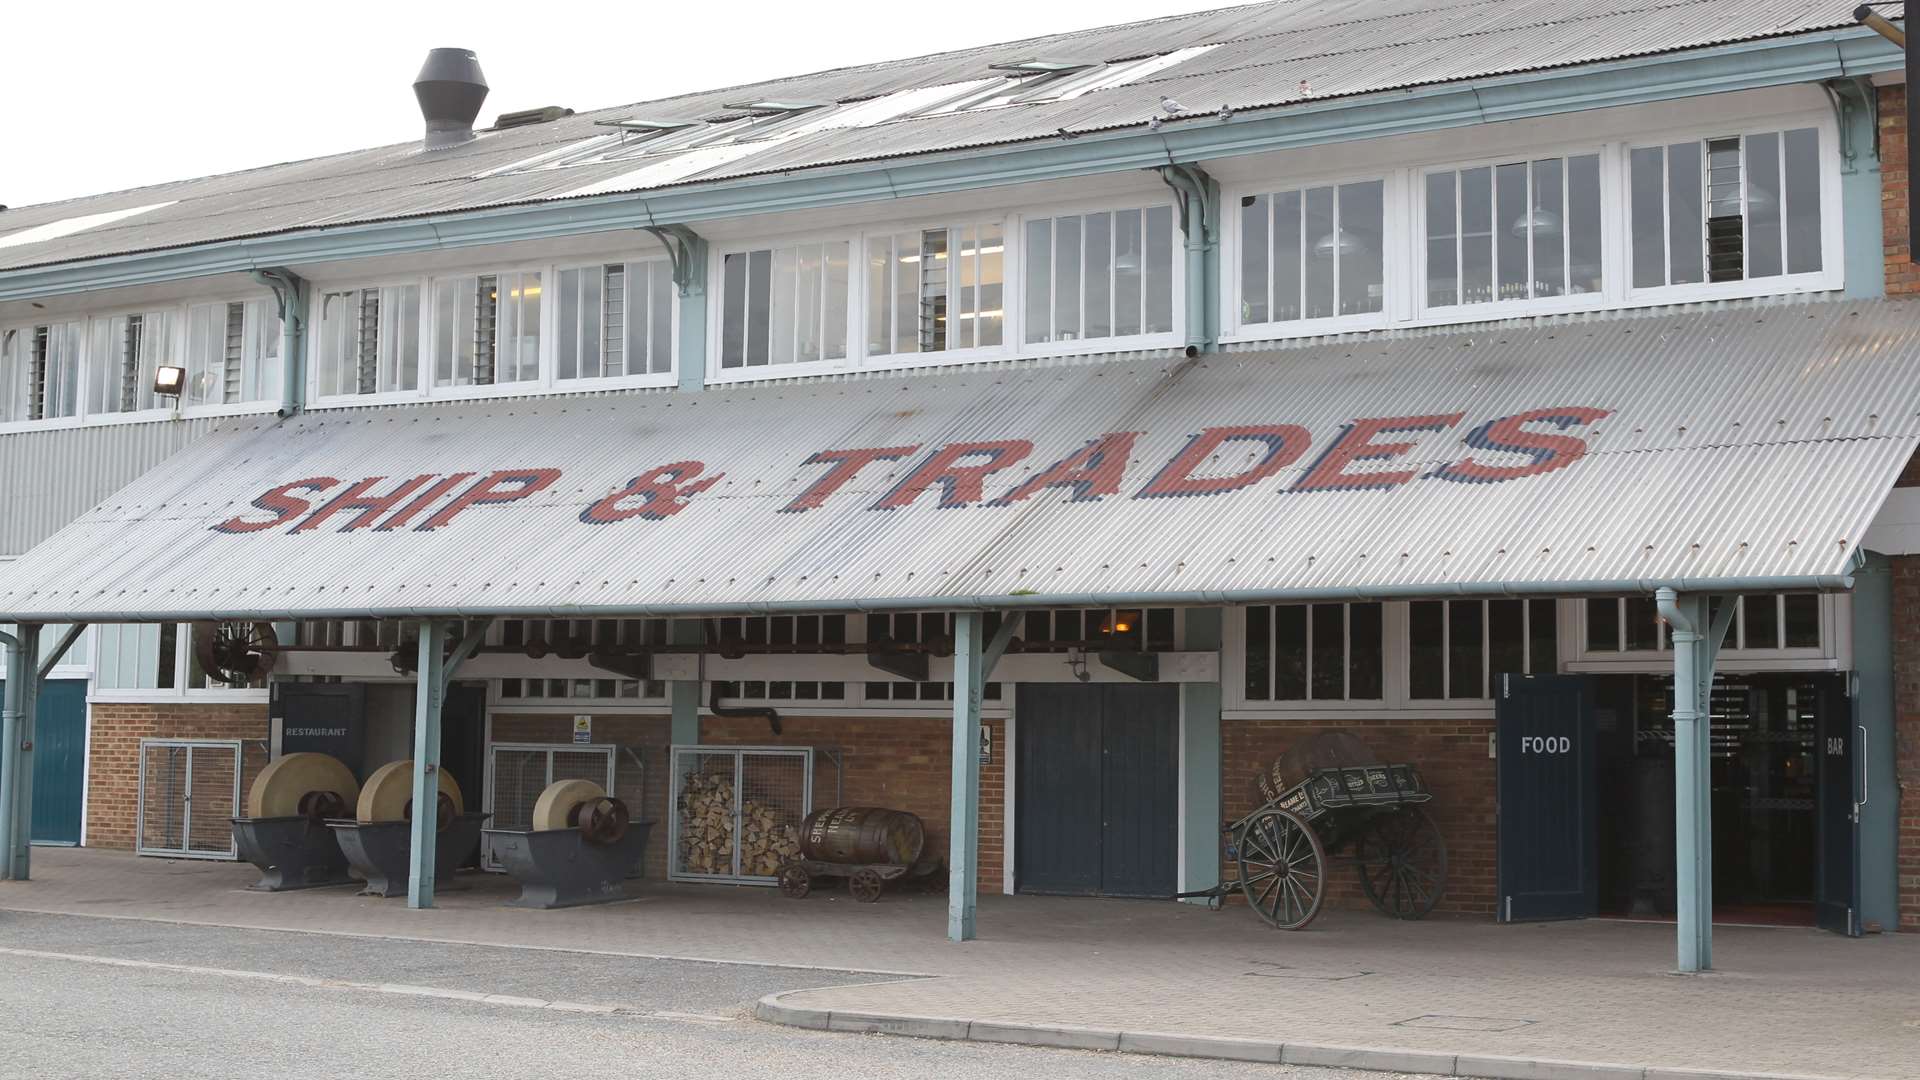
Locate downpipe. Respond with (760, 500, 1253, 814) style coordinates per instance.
(1656, 587, 1709, 972)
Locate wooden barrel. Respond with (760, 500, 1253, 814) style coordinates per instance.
(1253, 731, 1381, 804)
(799, 807, 925, 867)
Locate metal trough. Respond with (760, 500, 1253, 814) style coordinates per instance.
(231, 816, 356, 891)
(482, 821, 654, 909)
(328, 813, 490, 898)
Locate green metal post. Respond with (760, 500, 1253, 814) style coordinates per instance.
(2, 624, 42, 880)
(407, 621, 448, 910)
(1179, 608, 1223, 902)
(1852, 553, 1898, 930)
(670, 619, 702, 745)
(1658, 589, 1727, 972)
(949, 611, 984, 942)
(1827, 78, 1886, 300)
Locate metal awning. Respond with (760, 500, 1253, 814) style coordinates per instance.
(3, 300, 1917, 623)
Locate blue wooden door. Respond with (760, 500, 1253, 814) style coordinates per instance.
(0, 678, 88, 846)
(1496, 673, 1597, 921)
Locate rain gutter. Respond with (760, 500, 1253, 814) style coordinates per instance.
(0, 28, 1900, 304)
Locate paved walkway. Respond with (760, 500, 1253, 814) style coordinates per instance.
(4, 848, 1915, 1079)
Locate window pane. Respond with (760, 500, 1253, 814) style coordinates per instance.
(1667, 140, 1705, 285)
(1489, 598, 1526, 680)
(746, 249, 772, 366)
(1243, 607, 1270, 700)
(1783, 594, 1820, 648)
(1746, 132, 1783, 279)
(1303, 185, 1335, 318)
(1587, 598, 1619, 652)
(1567, 154, 1603, 295)
(1449, 600, 1484, 699)
(1530, 158, 1565, 297)
(1272, 191, 1302, 322)
(1409, 601, 1444, 699)
(770, 246, 797, 365)
(1338, 180, 1383, 315)
(1273, 605, 1306, 701)
(823, 241, 849, 361)
(651, 261, 675, 373)
(1113, 210, 1142, 337)
(721, 253, 747, 367)
(1625, 595, 1660, 651)
(1054, 215, 1081, 341)
(1349, 602, 1383, 699)
(1706, 136, 1744, 283)
(1495, 162, 1528, 301)
(893, 234, 916, 355)
(1084, 212, 1112, 340)
(975, 225, 1003, 347)
(1144, 206, 1174, 334)
(1630, 146, 1666, 289)
(1241, 195, 1270, 323)
(1461, 166, 1493, 304)
(1425, 172, 1457, 307)
(798, 244, 823, 364)
(1745, 594, 1779, 650)
(1783, 127, 1822, 275)
(1024, 218, 1052, 343)
(1310, 603, 1344, 700)
(867, 235, 893, 357)
(556, 268, 583, 380)
(1528, 598, 1557, 674)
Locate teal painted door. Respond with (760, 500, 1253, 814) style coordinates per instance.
(0, 678, 87, 845)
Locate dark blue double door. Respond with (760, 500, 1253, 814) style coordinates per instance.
(1015, 684, 1178, 898)
(0, 679, 88, 846)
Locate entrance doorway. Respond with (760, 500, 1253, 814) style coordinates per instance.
(0, 678, 87, 845)
(1593, 673, 1844, 927)
(1014, 683, 1178, 898)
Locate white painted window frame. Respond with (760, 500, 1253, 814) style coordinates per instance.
(87, 622, 271, 705)
(1012, 193, 1187, 360)
(1565, 593, 1850, 674)
(549, 256, 680, 390)
(1217, 106, 1846, 345)
(1221, 166, 1401, 340)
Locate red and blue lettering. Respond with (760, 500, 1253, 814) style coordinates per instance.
(292, 475, 438, 533)
(414, 469, 562, 531)
(1431, 406, 1611, 484)
(782, 446, 918, 514)
(991, 432, 1138, 506)
(872, 440, 1033, 510)
(1134, 426, 1310, 499)
(373, 473, 477, 532)
(581, 461, 724, 523)
(1291, 413, 1464, 493)
(211, 477, 340, 534)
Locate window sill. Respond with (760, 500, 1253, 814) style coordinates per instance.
(0, 403, 278, 436)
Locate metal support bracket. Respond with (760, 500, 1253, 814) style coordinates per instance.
(867, 647, 930, 683)
(641, 224, 708, 297)
(440, 618, 492, 695)
(588, 651, 653, 680)
(36, 624, 87, 682)
(1156, 163, 1217, 245)
(1823, 76, 1879, 171)
(1097, 650, 1161, 682)
(980, 615, 1020, 681)
(250, 266, 308, 417)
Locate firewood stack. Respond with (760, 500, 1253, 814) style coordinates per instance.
(678, 771, 802, 877)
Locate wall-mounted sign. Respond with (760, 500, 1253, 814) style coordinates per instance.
(573, 715, 592, 745)
(980, 724, 992, 765)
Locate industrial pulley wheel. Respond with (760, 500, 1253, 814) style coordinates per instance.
(778, 864, 812, 899)
(357, 760, 464, 829)
(849, 868, 885, 903)
(531, 778, 628, 845)
(246, 753, 360, 820)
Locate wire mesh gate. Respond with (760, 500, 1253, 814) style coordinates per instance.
(669, 746, 811, 885)
(136, 739, 242, 859)
(482, 743, 620, 871)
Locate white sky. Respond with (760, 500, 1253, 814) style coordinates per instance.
(0, 0, 1243, 211)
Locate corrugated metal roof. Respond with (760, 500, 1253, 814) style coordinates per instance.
(0, 299, 1913, 622)
(0, 415, 227, 558)
(0, 0, 1894, 274)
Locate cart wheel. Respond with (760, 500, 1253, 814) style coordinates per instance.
(1355, 806, 1448, 920)
(1235, 807, 1326, 930)
(778, 864, 811, 899)
(1207, 894, 1223, 912)
(850, 868, 885, 903)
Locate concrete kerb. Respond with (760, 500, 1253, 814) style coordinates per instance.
(753, 991, 1857, 1080)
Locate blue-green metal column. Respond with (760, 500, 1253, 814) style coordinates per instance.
(407, 621, 449, 910)
(1658, 589, 1728, 972)
(949, 611, 985, 942)
(670, 619, 701, 746)
(10, 639, 41, 880)
(1828, 78, 1885, 300)
(1179, 609, 1223, 902)
(0, 627, 28, 881)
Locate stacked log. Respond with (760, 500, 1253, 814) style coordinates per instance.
(677, 771, 801, 877)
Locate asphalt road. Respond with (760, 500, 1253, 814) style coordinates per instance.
(0, 911, 1435, 1079)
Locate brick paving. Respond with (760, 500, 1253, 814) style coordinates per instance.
(3, 848, 1916, 1078)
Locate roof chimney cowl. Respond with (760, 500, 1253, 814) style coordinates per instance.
(414, 48, 489, 151)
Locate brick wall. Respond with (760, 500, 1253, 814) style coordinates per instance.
(1891, 557, 1920, 931)
(1222, 715, 1496, 917)
(87, 701, 270, 851)
(1881, 84, 1917, 297)
(700, 714, 1007, 895)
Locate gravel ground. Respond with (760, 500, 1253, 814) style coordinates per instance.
(0, 911, 1436, 1079)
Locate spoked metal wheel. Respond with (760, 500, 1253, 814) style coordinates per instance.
(1354, 806, 1448, 919)
(1235, 807, 1327, 930)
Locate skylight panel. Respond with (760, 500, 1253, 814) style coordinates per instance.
(0, 201, 176, 251)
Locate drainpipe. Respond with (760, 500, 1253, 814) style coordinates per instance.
(251, 267, 308, 417)
(1157, 163, 1218, 355)
(1656, 588, 1710, 972)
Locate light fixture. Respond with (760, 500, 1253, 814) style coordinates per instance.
(1312, 229, 1368, 258)
(1510, 207, 1562, 239)
(153, 365, 186, 397)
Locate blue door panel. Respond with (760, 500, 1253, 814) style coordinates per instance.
(0, 678, 88, 846)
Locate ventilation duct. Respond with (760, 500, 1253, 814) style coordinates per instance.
(413, 48, 489, 151)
